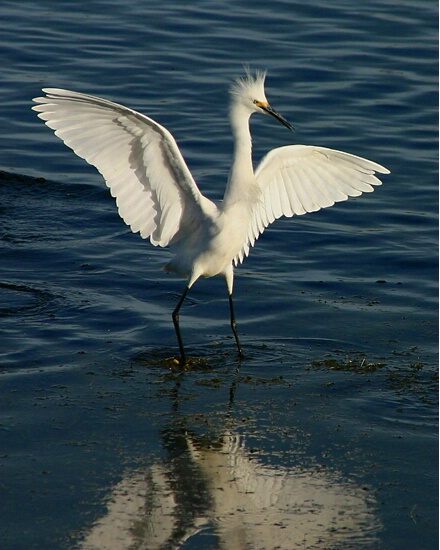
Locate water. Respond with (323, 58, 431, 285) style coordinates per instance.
(1, 1, 437, 549)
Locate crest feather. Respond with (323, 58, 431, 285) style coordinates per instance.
(230, 68, 267, 101)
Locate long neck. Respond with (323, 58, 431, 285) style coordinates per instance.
(223, 104, 256, 207)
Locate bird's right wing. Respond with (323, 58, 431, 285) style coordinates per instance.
(32, 88, 210, 247)
(235, 145, 390, 264)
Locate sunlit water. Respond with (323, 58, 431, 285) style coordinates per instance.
(1, 1, 437, 549)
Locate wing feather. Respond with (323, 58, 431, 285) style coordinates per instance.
(280, 168, 304, 215)
(277, 172, 294, 217)
(32, 88, 210, 247)
(233, 145, 389, 265)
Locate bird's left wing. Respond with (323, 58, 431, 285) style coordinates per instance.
(32, 88, 209, 247)
(234, 145, 389, 264)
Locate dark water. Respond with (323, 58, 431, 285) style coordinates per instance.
(1, 1, 438, 549)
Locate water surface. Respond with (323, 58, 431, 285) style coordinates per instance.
(0, 1, 437, 549)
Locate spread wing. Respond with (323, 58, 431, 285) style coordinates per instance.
(32, 88, 211, 247)
(234, 145, 390, 264)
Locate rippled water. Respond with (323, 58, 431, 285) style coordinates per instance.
(1, 1, 438, 549)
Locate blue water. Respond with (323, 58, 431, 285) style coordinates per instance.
(1, 1, 437, 549)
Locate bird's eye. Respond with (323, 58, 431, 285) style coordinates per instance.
(253, 99, 258, 105)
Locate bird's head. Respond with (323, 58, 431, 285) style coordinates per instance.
(230, 69, 294, 131)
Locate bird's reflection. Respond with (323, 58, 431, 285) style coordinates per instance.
(79, 422, 381, 549)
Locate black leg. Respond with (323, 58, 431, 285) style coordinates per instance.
(172, 286, 189, 366)
(228, 292, 244, 358)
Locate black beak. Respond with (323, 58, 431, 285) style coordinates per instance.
(261, 104, 295, 132)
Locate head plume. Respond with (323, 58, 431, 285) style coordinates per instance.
(230, 68, 267, 104)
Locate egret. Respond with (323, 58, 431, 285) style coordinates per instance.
(32, 70, 389, 365)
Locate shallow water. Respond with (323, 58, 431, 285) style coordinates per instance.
(0, 1, 438, 549)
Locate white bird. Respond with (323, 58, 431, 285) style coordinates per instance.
(32, 70, 389, 365)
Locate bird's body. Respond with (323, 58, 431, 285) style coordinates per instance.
(32, 70, 389, 364)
